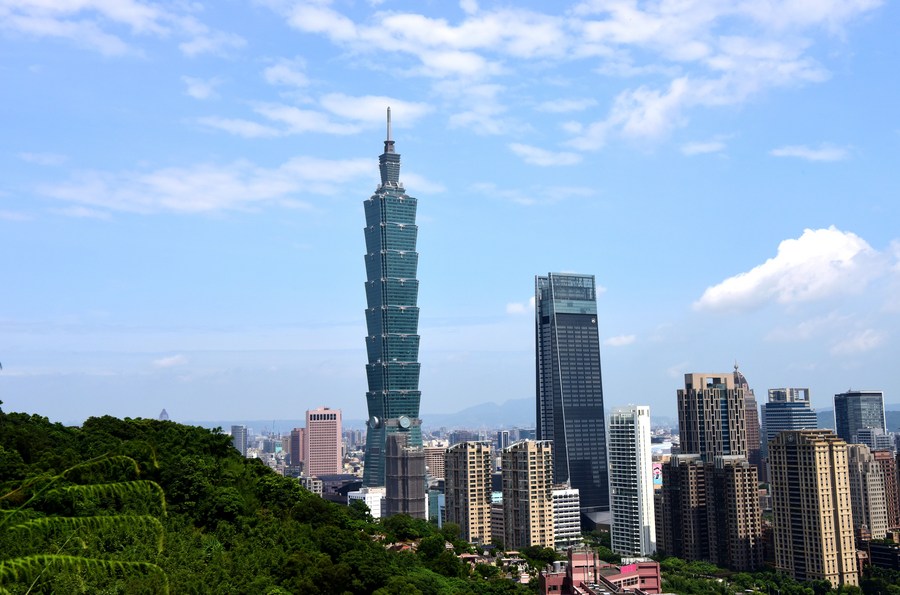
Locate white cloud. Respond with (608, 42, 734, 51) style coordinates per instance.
(509, 143, 582, 166)
(50, 206, 111, 220)
(19, 152, 67, 166)
(182, 76, 221, 100)
(506, 296, 536, 315)
(681, 140, 726, 155)
(770, 144, 850, 162)
(604, 334, 636, 347)
(0, 210, 32, 221)
(154, 354, 188, 368)
(830, 329, 885, 356)
(1, 1, 244, 57)
(765, 312, 848, 342)
(253, 104, 362, 135)
(319, 94, 432, 125)
(401, 172, 446, 194)
(262, 0, 882, 149)
(37, 156, 374, 214)
(536, 98, 598, 113)
(197, 117, 282, 138)
(471, 182, 594, 206)
(695, 226, 884, 311)
(263, 58, 309, 87)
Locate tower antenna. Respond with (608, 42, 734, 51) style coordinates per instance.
(387, 106, 392, 142)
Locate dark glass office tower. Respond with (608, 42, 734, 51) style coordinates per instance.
(362, 109, 422, 487)
(834, 390, 885, 444)
(535, 273, 609, 519)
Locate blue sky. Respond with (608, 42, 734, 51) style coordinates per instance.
(1, 0, 898, 426)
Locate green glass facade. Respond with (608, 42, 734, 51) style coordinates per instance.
(363, 113, 422, 487)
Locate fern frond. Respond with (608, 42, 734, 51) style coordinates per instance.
(7, 514, 165, 554)
(0, 554, 168, 594)
(46, 480, 167, 517)
(59, 455, 141, 480)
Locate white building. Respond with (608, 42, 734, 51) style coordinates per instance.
(552, 486, 581, 550)
(608, 405, 656, 556)
(348, 486, 386, 519)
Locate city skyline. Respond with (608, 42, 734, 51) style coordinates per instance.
(2, 1, 899, 425)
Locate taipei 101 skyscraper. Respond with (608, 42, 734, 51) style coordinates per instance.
(362, 108, 422, 487)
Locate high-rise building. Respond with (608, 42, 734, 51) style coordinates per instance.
(734, 365, 761, 468)
(424, 445, 446, 480)
(658, 372, 761, 570)
(502, 440, 555, 550)
(760, 388, 817, 461)
(677, 373, 746, 458)
(362, 109, 422, 487)
(658, 454, 707, 561)
(847, 444, 889, 540)
(305, 407, 342, 477)
(769, 430, 858, 587)
(834, 390, 886, 445)
(535, 273, 609, 522)
(158, 408, 169, 421)
(872, 449, 900, 529)
(384, 433, 426, 519)
(231, 425, 247, 457)
(706, 456, 763, 571)
(497, 430, 511, 451)
(552, 486, 582, 550)
(445, 441, 493, 544)
(608, 405, 656, 556)
(290, 427, 305, 468)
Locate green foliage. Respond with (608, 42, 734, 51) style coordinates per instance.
(0, 408, 537, 594)
(0, 455, 169, 594)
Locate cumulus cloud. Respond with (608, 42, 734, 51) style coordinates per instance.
(770, 144, 850, 161)
(604, 334, 636, 347)
(197, 117, 282, 138)
(509, 143, 582, 166)
(695, 227, 884, 311)
(37, 156, 374, 214)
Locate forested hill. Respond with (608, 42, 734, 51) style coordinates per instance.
(0, 404, 532, 594)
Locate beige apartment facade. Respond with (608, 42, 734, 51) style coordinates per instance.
(445, 441, 493, 544)
(769, 430, 858, 587)
(502, 440, 555, 550)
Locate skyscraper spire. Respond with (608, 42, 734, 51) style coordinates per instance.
(384, 106, 395, 154)
(379, 107, 400, 186)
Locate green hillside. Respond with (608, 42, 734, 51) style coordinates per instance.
(0, 402, 531, 594)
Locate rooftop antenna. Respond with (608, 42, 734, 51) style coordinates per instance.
(387, 106, 392, 141)
(384, 107, 395, 154)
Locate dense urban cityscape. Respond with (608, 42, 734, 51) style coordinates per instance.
(216, 120, 900, 595)
(2, 2, 898, 593)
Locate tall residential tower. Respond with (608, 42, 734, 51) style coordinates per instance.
(608, 405, 656, 556)
(535, 273, 609, 522)
(363, 109, 422, 487)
